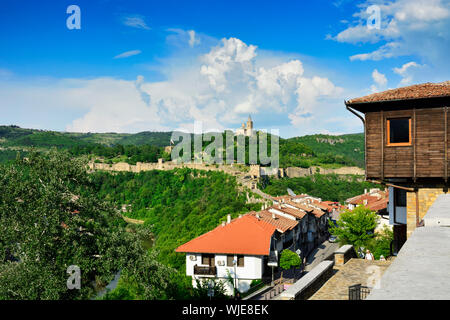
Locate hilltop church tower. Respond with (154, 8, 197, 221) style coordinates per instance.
(235, 115, 255, 136)
(246, 115, 253, 131)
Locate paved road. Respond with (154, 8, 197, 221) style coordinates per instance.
(304, 240, 340, 271)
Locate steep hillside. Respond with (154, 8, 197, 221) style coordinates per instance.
(91, 168, 261, 270)
(286, 133, 364, 168)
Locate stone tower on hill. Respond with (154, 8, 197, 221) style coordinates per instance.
(235, 115, 255, 136)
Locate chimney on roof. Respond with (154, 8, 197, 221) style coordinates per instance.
(363, 199, 368, 206)
(222, 221, 226, 227)
(256, 213, 260, 219)
(238, 214, 242, 218)
(364, 188, 367, 194)
(272, 212, 277, 220)
(227, 214, 231, 224)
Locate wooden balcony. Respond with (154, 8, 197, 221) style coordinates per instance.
(194, 265, 217, 276)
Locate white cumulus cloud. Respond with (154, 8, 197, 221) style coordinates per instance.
(332, 0, 450, 66)
(393, 61, 422, 85)
(2, 36, 354, 136)
(370, 69, 388, 92)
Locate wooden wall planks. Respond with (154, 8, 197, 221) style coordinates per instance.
(365, 107, 449, 180)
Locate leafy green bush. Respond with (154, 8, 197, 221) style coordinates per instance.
(250, 279, 262, 287)
(367, 226, 394, 260)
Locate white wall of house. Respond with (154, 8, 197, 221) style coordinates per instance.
(185, 253, 202, 277)
(186, 253, 264, 295)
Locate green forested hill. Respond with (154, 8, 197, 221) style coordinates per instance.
(90, 168, 261, 271)
(286, 133, 364, 167)
(0, 125, 365, 168)
(0, 125, 172, 147)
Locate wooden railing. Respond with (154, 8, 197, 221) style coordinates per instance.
(194, 265, 217, 276)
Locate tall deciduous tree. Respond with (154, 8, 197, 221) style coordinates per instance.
(328, 205, 379, 252)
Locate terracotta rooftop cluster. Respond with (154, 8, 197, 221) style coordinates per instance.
(346, 81, 450, 105)
(272, 194, 345, 216)
(345, 188, 389, 212)
(176, 193, 335, 256)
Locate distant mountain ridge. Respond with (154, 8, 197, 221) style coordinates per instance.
(0, 125, 172, 147)
(0, 125, 364, 168)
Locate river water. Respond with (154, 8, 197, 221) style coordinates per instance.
(93, 232, 153, 299)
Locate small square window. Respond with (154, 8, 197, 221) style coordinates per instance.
(202, 254, 215, 266)
(387, 118, 411, 146)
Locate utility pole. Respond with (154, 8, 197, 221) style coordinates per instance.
(233, 259, 237, 298)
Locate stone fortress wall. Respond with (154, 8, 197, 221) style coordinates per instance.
(88, 160, 365, 179)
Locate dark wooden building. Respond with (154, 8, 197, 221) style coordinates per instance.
(345, 81, 450, 252)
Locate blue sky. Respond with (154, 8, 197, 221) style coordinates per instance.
(0, 0, 449, 137)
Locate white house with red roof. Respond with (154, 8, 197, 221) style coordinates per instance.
(175, 195, 331, 295)
(176, 214, 280, 294)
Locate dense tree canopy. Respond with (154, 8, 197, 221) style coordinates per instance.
(91, 169, 261, 271)
(329, 206, 379, 251)
(261, 174, 378, 203)
(0, 151, 175, 300)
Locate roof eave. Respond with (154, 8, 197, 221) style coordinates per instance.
(346, 95, 450, 113)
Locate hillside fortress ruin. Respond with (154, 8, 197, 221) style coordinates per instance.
(235, 115, 255, 137)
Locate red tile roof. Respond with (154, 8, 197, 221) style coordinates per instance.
(285, 201, 326, 218)
(249, 210, 298, 233)
(312, 201, 329, 211)
(310, 207, 326, 218)
(367, 198, 389, 212)
(346, 194, 380, 206)
(286, 201, 313, 213)
(321, 201, 345, 211)
(175, 214, 276, 255)
(346, 81, 450, 105)
(270, 206, 308, 219)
